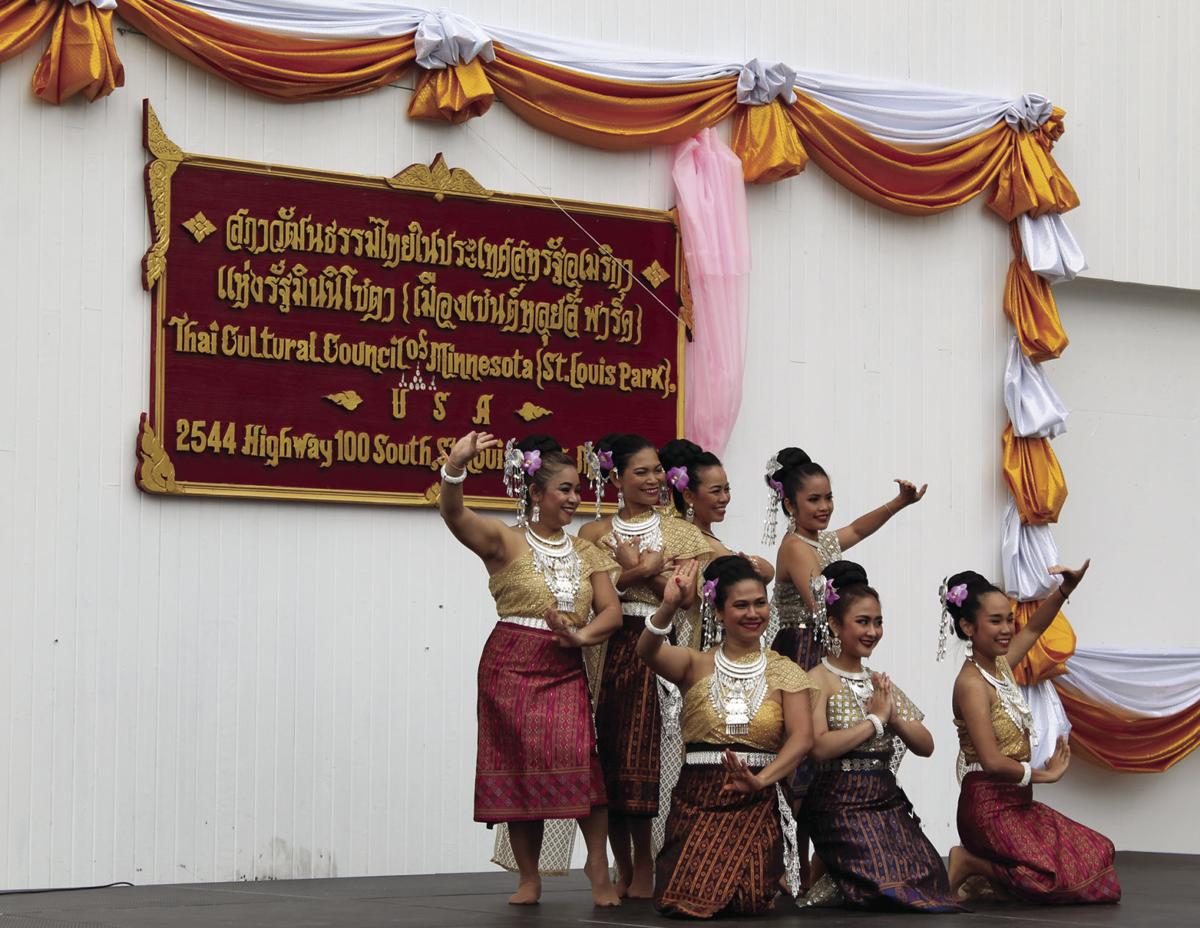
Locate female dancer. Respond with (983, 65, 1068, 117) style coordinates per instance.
(659, 438, 773, 649)
(638, 556, 816, 918)
(766, 446, 926, 670)
(579, 433, 709, 897)
(802, 561, 960, 912)
(943, 562, 1120, 904)
(439, 431, 622, 906)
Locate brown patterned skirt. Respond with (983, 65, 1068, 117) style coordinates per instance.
(958, 772, 1120, 904)
(594, 613, 661, 816)
(474, 621, 605, 824)
(655, 760, 787, 918)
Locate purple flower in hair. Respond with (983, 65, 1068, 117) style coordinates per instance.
(769, 478, 783, 496)
(824, 580, 840, 605)
(596, 449, 614, 471)
(521, 450, 542, 475)
(666, 466, 689, 492)
(946, 583, 968, 608)
(701, 579, 718, 605)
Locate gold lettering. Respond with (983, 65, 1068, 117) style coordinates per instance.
(472, 394, 493, 426)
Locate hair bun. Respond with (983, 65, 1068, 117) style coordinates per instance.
(660, 438, 703, 469)
(517, 433, 563, 456)
(823, 559, 869, 589)
(942, 570, 1004, 631)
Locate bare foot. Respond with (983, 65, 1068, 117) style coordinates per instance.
(948, 846, 968, 895)
(626, 869, 654, 900)
(585, 859, 621, 907)
(508, 877, 541, 905)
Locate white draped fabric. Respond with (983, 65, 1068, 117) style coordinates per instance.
(1018, 213, 1087, 284)
(1021, 679, 1072, 769)
(1004, 337, 1069, 439)
(1057, 647, 1200, 719)
(171, 2, 1056, 144)
(70, 0, 119, 9)
(1001, 500, 1062, 602)
(413, 8, 493, 69)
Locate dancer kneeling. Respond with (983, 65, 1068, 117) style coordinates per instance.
(942, 561, 1120, 904)
(638, 556, 816, 918)
(802, 561, 961, 912)
(439, 431, 622, 906)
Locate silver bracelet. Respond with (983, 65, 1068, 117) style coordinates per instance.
(865, 713, 885, 737)
(440, 463, 468, 484)
(644, 616, 673, 636)
(1018, 761, 1032, 787)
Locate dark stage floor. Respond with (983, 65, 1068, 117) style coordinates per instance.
(0, 852, 1191, 927)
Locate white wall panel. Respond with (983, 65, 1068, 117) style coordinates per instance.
(0, 0, 1197, 889)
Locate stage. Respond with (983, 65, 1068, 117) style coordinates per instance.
(0, 852, 1185, 927)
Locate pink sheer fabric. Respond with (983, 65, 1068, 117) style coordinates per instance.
(672, 128, 751, 455)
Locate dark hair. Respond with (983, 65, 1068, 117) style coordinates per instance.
(943, 570, 1006, 639)
(596, 433, 657, 477)
(658, 439, 723, 515)
(703, 555, 766, 609)
(517, 434, 574, 502)
(767, 447, 829, 515)
(822, 560, 879, 621)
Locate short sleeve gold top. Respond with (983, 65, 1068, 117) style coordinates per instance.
(604, 511, 709, 607)
(774, 529, 842, 629)
(954, 657, 1032, 764)
(681, 650, 816, 752)
(819, 666, 923, 771)
(487, 535, 617, 628)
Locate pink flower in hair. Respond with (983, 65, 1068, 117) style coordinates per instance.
(946, 583, 968, 608)
(824, 580, 840, 605)
(522, 450, 542, 475)
(666, 467, 689, 491)
(769, 478, 783, 496)
(701, 579, 718, 605)
(596, 449, 614, 471)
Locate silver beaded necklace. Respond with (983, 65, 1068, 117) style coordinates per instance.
(709, 646, 768, 735)
(971, 659, 1038, 747)
(611, 509, 663, 552)
(524, 528, 582, 613)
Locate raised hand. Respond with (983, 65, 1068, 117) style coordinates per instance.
(637, 548, 667, 578)
(662, 560, 698, 611)
(721, 748, 766, 794)
(893, 478, 928, 508)
(1049, 559, 1091, 599)
(1042, 736, 1071, 782)
(603, 535, 642, 571)
(866, 673, 893, 724)
(447, 431, 502, 470)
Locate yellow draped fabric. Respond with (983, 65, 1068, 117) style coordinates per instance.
(990, 113, 1079, 220)
(1001, 424, 1068, 525)
(0, 0, 57, 64)
(1056, 684, 1200, 773)
(1004, 222, 1070, 361)
(1009, 601, 1076, 686)
(730, 100, 808, 183)
(483, 46, 737, 150)
(32, 2, 123, 104)
(116, 0, 415, 101)
(407, 57, 494, 123)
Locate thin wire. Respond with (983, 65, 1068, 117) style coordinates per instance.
(459, 120, 685, 324)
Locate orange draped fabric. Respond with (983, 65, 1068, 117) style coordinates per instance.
(989, 113, 1079, 220)
(0, 0, 57, 64)
(1004, 222, 1070, 361)
(1010, 602, 1076, 686)
(1001, 424, 1068, 525)
(483, 46, 738, 150)
(116, 0, 415, 101)
(32, 2, 123, 104)
(1056, 684, 1200, 773)
(407, 58, 494, 123)
(730, 100, 808, 183)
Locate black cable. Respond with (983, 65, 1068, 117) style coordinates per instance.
(0, 881, 133, 896)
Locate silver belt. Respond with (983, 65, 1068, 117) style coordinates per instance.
(685, 750, 777, 768)
(620, 601, 658, 618)
(499, 615, 551, 630)
(817, 755, 889, 773)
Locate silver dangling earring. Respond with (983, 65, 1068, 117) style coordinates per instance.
(964, 638, 974, 659)
(786, 513, 796, 534)
(659, 483, 670, 506)
(617, 488, 625, 510)
(826, 625, 842, 657)
(685, 504, 694, 522)
(530, 502, 541, 524)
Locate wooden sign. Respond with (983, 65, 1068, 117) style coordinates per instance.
(135, 101, 687, 509)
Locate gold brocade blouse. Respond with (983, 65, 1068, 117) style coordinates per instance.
(487, 536, 618, 628)
(681, 650, 816, 752)
(605, 511, 709, 608)
(954, 657, 1032, 764)
(773, 529, 842, 629)
(824, 673, 922, 754)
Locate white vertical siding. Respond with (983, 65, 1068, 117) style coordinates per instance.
(0, 0, 1197, 888)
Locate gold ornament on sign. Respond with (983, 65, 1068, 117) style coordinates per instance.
(142, 101, 184, 290)
(324, 390, 364, 411)
(515, 401, 553, 422)
(424, 482, 442, 505)
(386, 153, 494, 202)
(135, 413, 178, 494)
(642, 259, 671, 288)
(182, 212, 217, 243)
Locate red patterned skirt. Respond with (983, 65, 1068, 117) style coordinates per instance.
(474, 621, 606, 824)
(957, 772, 1120, 904)
(593, 613, 661, 816)
(655, 761, 787, 918)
